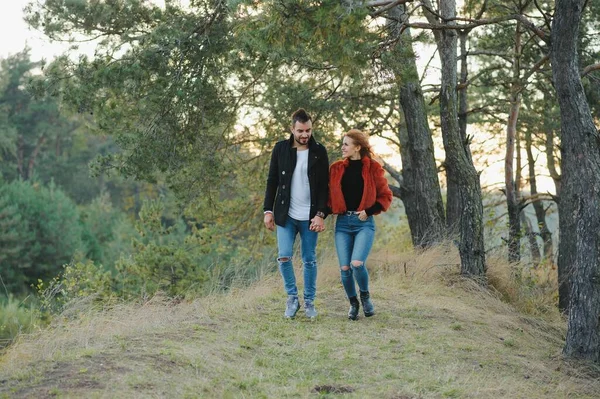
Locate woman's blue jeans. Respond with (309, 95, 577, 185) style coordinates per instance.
(335, 213, 375, 298)
(276, 217, 318, 302)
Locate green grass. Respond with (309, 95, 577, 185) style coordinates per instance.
(1, 246, 599, 398)
(0, 295, 43, 349)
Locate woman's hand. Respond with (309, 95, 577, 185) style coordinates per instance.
(358, 210, 368, 221)
(310, 215, 325, 232)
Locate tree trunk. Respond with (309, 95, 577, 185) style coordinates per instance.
(517, 130, 541, 266)
(545, 119, 567, 309)
(436, 0, 486, 278)
(55, 134, 61, 157)
(458, 31, 469, 144)
(521, 211, 541, 266)
(398, 82, 447, 246)
(505, 21, 523, 263)
(447, 29, 475, 232)
(388, 5, 446, 247)
(506, 94, 521, 262)
(525, 129, 553, 261)
(17, 135, 25, 180)
(545, 127, 562, 196)
(27, 134, 47, 180)
(552, 0, 600, 362)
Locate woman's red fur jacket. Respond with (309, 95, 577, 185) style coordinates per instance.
(328, 156, 393, 215)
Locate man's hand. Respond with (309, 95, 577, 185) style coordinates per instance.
(264, 212, 275, 231)
(310, 215, 325, 232)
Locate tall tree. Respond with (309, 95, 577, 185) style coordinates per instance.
(503, 11, 527, 263)
(385, 5, 446, 247)
(422, 0, 486, 277)
(551, 0, 600, 362)
(552, 0, 600, 312)
(25, 0, 236, 199)
(0, 50, 48, 181)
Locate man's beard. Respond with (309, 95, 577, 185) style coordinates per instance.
(295, 136, 309, 145)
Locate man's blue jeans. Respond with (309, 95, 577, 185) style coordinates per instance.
(276, 216, 318, 302)
(335, 213, 375, 298)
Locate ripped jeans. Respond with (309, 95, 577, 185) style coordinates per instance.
(276, 216, 318, 302)
(335, 213, 375, 298)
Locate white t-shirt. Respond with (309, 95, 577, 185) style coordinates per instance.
(288, 149, 311, 221)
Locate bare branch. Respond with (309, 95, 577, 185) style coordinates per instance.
(467, 50, 512, 64)
(521, 54, 550, 85)
(420, 47, 439, 85)
(381, 159, 403, 186)
(519, 192, 559, 209)
(420, 0, 442, 43)
(474, 0, 488, 20)
(404, 14, 549, 43)
(388, 184, 403, 198)
(513, 14, 549, 42)
(581, 62, 600, 78)
(420, 0, 442, 22)
(370, 1, 405, 17)
(366, 0, 413, 7)
(533, 0, 552, 31)
(457, 65, 505, 90)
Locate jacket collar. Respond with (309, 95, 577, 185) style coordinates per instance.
(341, 156, 370, 167)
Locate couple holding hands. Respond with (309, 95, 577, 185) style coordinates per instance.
(263, 108, 393, 320)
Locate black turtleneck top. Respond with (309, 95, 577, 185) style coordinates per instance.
(341, 159, 383, 216)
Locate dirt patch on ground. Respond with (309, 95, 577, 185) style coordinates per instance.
(0, 352, 131, 397)
(312, 384, 355, 394)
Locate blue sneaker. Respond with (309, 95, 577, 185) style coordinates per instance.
(284, 295, 300, 318)
(304, 300, 317, 319)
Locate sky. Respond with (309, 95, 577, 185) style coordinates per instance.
(0, 1, 70, 61)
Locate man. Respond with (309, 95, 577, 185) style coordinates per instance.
(263, 108, 329, 319)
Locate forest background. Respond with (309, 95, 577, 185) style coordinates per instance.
(0, 0, 599, 364)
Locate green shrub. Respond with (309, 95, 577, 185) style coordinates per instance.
(0, 180, 85, 294)
(113, 200, 209, 298)
(80, 192, 138, 268)
(0, 295, 43, 348)
(36, 259, 113, 314)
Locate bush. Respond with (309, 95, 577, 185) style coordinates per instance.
(113, 200, 209, 298)
(36, 197, 277, 308)
(80, 192, 138, 268)
(0, 295, 43, 348)
(0, 180, 85, 294)
(36, 258, 114, 314)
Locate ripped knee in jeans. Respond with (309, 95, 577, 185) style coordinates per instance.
(304, 260, 317, 269)
(278, 256, 291, 263)
(351, 260, 364, 268)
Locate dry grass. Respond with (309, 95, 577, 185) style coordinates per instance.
(1, 245, 599, 398)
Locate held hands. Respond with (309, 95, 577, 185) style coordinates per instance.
(264, 212, 325, 232)
(310, 215, 325, 232)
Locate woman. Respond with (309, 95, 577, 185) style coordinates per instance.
(328, 129, 393, 320)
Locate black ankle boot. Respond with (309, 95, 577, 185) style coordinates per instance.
(360, 291, 375, 317)
(348, 296, 360, 320)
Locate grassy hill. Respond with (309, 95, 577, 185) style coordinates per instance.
(1, 245, 599, 398)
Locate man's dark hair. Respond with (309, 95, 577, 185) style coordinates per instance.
(291, 108, 312, 126)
